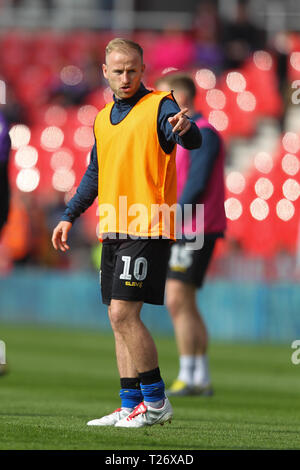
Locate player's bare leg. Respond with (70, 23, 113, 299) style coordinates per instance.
(165, 279, 212, 396)
(166, 280, 208, 355)
(108, 299, 158, 373)
(109, 306, 139, 378)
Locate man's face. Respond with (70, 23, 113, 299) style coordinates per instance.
(102, 49, 145, 100)
(156, 80, 186, 110)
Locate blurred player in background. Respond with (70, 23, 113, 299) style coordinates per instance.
(0, 109, 11, 236)
(52, 39, 202, 427)
(0, 107, 11, 376)
(156, 73, 226, 396)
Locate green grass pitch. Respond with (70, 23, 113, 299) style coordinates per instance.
(0, 322, 299, 450)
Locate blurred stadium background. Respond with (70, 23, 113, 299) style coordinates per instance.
(0, 0, 300, 342)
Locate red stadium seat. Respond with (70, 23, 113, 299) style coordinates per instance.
(226, 137, 300, 256)
(241, 57, 283, 118)
(288, 33, 300, 82)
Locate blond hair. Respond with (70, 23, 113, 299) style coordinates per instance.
(105, 38, 143, 63)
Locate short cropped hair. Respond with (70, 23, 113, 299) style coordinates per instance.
(105, 38, 144, 63)
(157, 73, 197, 100)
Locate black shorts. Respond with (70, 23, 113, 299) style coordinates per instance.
(167, 237, 216, 288)
(100, 239, 171, 306)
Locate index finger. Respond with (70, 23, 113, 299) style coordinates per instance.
(175, 107, 188, 118)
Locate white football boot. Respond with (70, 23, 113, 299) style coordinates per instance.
(87, 407, 132, 426)
(115, 398, 173, 428)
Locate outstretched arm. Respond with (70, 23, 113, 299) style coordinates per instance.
(158, 98, 202, 153)
(168, 107, 191, 136)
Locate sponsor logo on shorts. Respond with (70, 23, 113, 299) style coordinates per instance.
(125, 281, 143, 288)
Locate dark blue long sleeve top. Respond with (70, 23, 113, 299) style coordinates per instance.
(62, 83, 201, 223)
(178, 112, 221, 208)
(0, 111, 11, 231)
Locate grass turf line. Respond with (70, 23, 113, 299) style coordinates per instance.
(0, 323, 299, 450)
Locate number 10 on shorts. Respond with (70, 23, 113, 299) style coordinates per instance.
(120, 256, 148, 281)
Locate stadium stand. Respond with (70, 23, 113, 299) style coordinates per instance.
(0, 30, 299, 264)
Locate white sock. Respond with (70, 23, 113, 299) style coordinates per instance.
(193, 355, 210, 387)
(177, 355, 195, 386)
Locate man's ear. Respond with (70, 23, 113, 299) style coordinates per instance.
(102, 64, 108, 79)
(142, 63, 146, 75)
